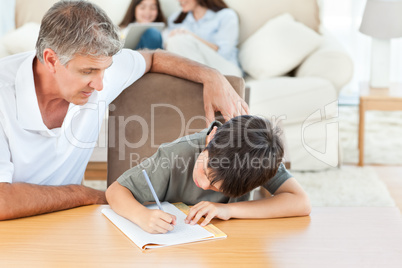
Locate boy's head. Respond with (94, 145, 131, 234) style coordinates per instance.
(192, 115, 284, 197)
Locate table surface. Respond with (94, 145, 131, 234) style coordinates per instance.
(1, 205, 402, 268)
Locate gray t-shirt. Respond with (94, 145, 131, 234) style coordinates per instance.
(117, 122, 293, 206)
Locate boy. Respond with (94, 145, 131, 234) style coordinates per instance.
(106, 115, 311, 234)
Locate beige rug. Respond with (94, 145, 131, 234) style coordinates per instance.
(339, 106, 402, 165)
(293, 166, 395, 207)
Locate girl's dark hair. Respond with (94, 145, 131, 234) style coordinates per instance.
(206, 115, 284, 198)
(119, 0, 166, 28)
(174, 0, 228, 24)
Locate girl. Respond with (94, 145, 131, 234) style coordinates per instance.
(119, 0, 165, 50)
(165, 0, 242, 76)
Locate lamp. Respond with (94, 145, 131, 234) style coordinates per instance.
(359, 0, 402, 88)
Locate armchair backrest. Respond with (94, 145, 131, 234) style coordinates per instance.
(107, 73, 245, 186)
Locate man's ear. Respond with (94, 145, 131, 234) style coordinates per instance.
(42, 48, 58, 73)
(206, 126, 217, 145)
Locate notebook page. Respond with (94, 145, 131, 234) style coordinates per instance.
(102, 202, 213, 249)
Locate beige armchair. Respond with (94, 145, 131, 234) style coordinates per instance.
(107, 73, 245, 186)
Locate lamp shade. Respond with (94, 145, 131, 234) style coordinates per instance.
(359, 0, 402, 39)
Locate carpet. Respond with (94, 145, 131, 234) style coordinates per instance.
(339, 106, 402, 165)
(293, 166, 395, 207)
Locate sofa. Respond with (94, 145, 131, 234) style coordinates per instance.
(0, 0, 353, 171)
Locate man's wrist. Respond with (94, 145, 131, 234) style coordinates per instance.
(76, 185, 107, 206)
(201, 68, 222, 84)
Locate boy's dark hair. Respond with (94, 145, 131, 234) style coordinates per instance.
(206, 115, 284, 197)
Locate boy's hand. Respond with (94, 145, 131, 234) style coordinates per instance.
(137, 209, 177, 234)
(185, 201, 231, 227)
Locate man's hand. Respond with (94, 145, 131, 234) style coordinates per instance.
(136, 208, 177, 234)
(143, 50, 249, 126)
(185, 201, 231, 227)
(203, 72, 249, 125)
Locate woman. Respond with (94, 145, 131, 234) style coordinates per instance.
(165, 0, 242, 76)
(119, 0, 165, 50)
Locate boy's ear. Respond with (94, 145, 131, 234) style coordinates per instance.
(206, 126, 217, 145)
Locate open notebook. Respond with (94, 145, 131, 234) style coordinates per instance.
(102, 202, 227, 250)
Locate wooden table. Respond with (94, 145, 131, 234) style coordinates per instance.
(1, 205, 402, 267)
(359, 83, 402, 166)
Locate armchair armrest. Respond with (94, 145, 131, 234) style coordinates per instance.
(295, 28, 354, 94)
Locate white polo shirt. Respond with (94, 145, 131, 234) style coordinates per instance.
(0, 49, 146, 185)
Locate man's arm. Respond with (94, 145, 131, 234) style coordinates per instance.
(106, 181, 176, 234)
(0, 182, 106, 220)
(185, 178, 312, 226)
(139, 50, 249, 124)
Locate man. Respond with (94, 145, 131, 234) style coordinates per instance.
(0, 1, 248, 220)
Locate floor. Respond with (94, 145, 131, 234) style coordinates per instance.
(372, 165, 402, 212)
(339, 107, 402, 213)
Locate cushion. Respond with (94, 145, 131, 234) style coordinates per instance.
(247, 77, 339, 171)
(247, 77, 337, 123)
(225, 0, 320, 44)
(2, 22, 40, 55)
(239, 13, 322, 80)
(0, 42, 9, 58)
(295, 31, 354, 91)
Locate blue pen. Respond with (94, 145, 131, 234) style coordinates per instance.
(142, 169, 164, 211)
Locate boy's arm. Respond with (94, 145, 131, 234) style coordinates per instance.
(226, 178, 311, 219)
(186, 178, 311, 226)
(106, 181, 176, 234)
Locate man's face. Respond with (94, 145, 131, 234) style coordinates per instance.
(54, 54, 113, 105)
(192, 150, 222, 192)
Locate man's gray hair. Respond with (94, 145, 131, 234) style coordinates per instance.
(36, 0, 123, 65)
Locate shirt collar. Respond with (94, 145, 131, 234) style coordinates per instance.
(188, 9, 215, 23)
(14, 52, 89, 137)
(15, 53, 49, 132)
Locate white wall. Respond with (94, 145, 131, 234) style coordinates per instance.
(0, 0, 16, 38)
(321, 0, 402, 98)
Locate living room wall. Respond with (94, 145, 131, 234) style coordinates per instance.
(321, 0, 402, 99)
